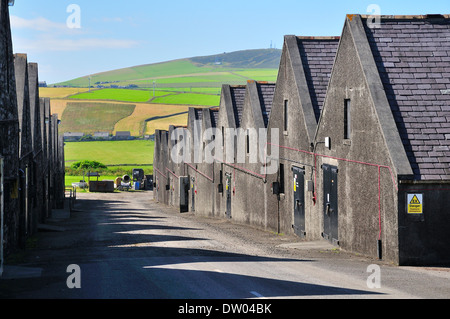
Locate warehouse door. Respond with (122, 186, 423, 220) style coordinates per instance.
(323, 164, 339, 245)
(292, 166, 305, 237)
(179, 177, 189, 213)
(0, 157, 3, 277)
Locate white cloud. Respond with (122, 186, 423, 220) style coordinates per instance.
(11, 15, 139, 53)
(13, 35, 139, 52)
(11, 15, 68, 32)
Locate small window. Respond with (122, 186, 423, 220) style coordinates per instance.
(279, 163, 285, 194)
(284, 100, 289, 132)
(222, 126, 224, 149)
(344, 99, 351, 140)
(246, 129, 250, 154)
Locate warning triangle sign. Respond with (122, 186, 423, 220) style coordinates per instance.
(410, 195, 421, 204)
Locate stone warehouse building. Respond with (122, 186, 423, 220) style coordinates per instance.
(313, 14, 450, 265)
(265, 35, 339, 238)
(154, 14, 450, 266)
(1, 0, 65, 276)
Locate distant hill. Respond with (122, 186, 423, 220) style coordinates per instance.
(53, 48, 282, 88)
(190, 48, 282, 68)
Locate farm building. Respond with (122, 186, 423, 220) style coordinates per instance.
(93, 132, 109, 140)
(313, 14, 450, 265)
(115, 131, 132, 140)
(1, 0, 66, 275)
(265, 36, 339, 238)
(63, 132, 84, 141)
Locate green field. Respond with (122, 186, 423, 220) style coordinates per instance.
(56, 60, 217, 87)
(69, 88, 157, 102)
(65, 140, 154, 166)
(60, 102, 136, 134)
(67, 88, 219, 106)
(152, 93, 220, 106)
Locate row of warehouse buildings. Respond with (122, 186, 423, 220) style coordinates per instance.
(1, 0, 65, 276)
(154, 14, 450, 266)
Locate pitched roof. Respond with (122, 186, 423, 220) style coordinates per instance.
(256, 82, 276, 127)
(230, 85, 246, 127)
(297, 37, 339, 121)
(209, 108, 219, 127)
(194, 108, 203, 121)
(362, 15, 450, 180)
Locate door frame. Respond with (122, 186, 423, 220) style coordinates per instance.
(292, 166, 306, 237)
(322, 164, 339, 246)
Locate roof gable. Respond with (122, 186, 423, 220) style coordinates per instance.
(363, 15, 450, 180)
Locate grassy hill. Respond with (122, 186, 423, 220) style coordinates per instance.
(52, 49, 281, 88)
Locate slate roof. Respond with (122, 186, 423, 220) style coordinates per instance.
(230, 85, 246, 127)
(209, 108, 219, 127)
(256, 82, 276, 127)
(194, 108, 203, 121)
(297, 37, 340, 121)
(362, 15, 450, 180)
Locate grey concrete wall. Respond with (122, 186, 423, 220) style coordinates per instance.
(14, 53, 34, 246)
(0, 0, 20, 256)
(0, 3, 64, 259)
(28, 62, 43, 228)
(153, 130, 170, 205)
(232, 82, 267, 229)
(213, 85, 247, 220)
(196, 109, 216, 217)
(39, 98, 50, 221)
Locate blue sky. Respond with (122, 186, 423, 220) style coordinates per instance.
(9, 0, 450, 84)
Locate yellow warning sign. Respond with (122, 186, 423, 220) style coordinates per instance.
(408, 194, 423, 214)
(410, 195, 420, 204)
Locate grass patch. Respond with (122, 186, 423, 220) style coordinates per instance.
(60, 102, 136, 134)
(114, 103, 190, 136)
(69, 88, 154, 103)
(152, 93, 220, 106)
(64, 140, 154, 166)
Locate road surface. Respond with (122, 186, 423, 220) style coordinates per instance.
(1, 191, 449, 302)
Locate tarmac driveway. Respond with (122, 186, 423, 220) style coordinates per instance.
(1, 191, 449, 300)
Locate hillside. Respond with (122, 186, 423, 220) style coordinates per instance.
(53, 48, 281, 88)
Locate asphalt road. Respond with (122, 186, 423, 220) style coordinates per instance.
(1, 191, 449, 301)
